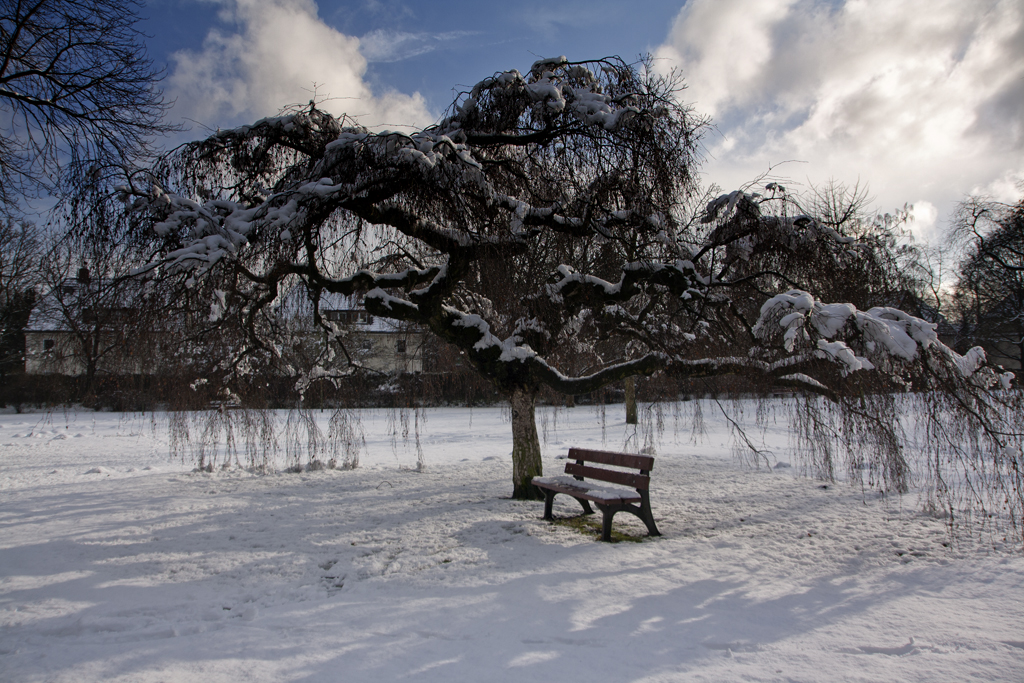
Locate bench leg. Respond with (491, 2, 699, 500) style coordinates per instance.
(639, 491, 661, 537)
(595, 497, 660, 542)
(600, 509, 615, 542)
(541, 490, 593, 521)
(543, 489, 556, 520)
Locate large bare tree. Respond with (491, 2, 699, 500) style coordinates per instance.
(0, 0, 176, 211)
(121, 57, 1020, 536)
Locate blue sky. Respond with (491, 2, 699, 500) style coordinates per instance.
(142, 1, 686, 116)
(139, 0, 1024, 243)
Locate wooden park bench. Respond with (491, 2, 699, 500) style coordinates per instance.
(532, 448, 660, 542)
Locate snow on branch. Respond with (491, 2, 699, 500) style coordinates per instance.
(439, 56, 669, 148)
(701, 191, 859, 267)
(752, 289, 1011, 387)
(544, 260, 704, 308)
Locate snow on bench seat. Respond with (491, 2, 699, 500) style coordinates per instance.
(530, 475, 641, 503)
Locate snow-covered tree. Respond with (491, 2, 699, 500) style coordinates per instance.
(123, 57, 1020, 529)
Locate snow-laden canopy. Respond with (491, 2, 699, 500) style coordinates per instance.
(119, 56, 1017, 503)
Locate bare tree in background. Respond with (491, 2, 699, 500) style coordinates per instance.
(0, 216, 39, 377)
(42, 167, 212, 401)
(951, 193, 1024, 370)
(0, 0, 178, 212)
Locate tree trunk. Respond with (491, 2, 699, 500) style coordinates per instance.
(625, 375, 638, 424)
(82, 350, 98, 405)
(510, 386, 543, 499)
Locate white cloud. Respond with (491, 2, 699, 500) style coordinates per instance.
(359, 29, 477, 63)
(972, 168, 1024, 204)
(167, 0, 433, 132)
(907, 200, 939, 244)
(656, 0, 1024, 240)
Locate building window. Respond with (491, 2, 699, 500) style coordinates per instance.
(324, 309, 373, 325)
(44, 339, 55, 351)
(396, 339, 407, 354)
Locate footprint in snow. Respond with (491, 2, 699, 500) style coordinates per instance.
(232, 605, 258, 621)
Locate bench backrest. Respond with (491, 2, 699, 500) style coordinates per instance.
(565, 448, 653, 491)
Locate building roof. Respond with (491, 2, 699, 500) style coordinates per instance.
(25, 277, 147, 333)
(278, 286, 415, 334)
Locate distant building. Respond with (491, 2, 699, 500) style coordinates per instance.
(280, 290, 426, 375)
(24, 276, 429, 378)
(23, 270, 153, 376)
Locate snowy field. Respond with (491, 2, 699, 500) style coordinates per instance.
(1, 401, 1022, 682)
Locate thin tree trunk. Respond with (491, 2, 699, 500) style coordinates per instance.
(625, 375, 637, 425)
(83, 352, 98, 405)
(510, 386, 543, 499)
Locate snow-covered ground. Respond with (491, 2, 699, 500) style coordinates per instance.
(1, 401, 1022, 682)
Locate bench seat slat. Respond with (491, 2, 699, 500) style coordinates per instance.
(531, 476, 642, 503)
(564, 462, 650, 490)
(568, 448, 654, 471)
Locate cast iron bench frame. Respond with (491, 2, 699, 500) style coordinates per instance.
(532, 447, 660, 542)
